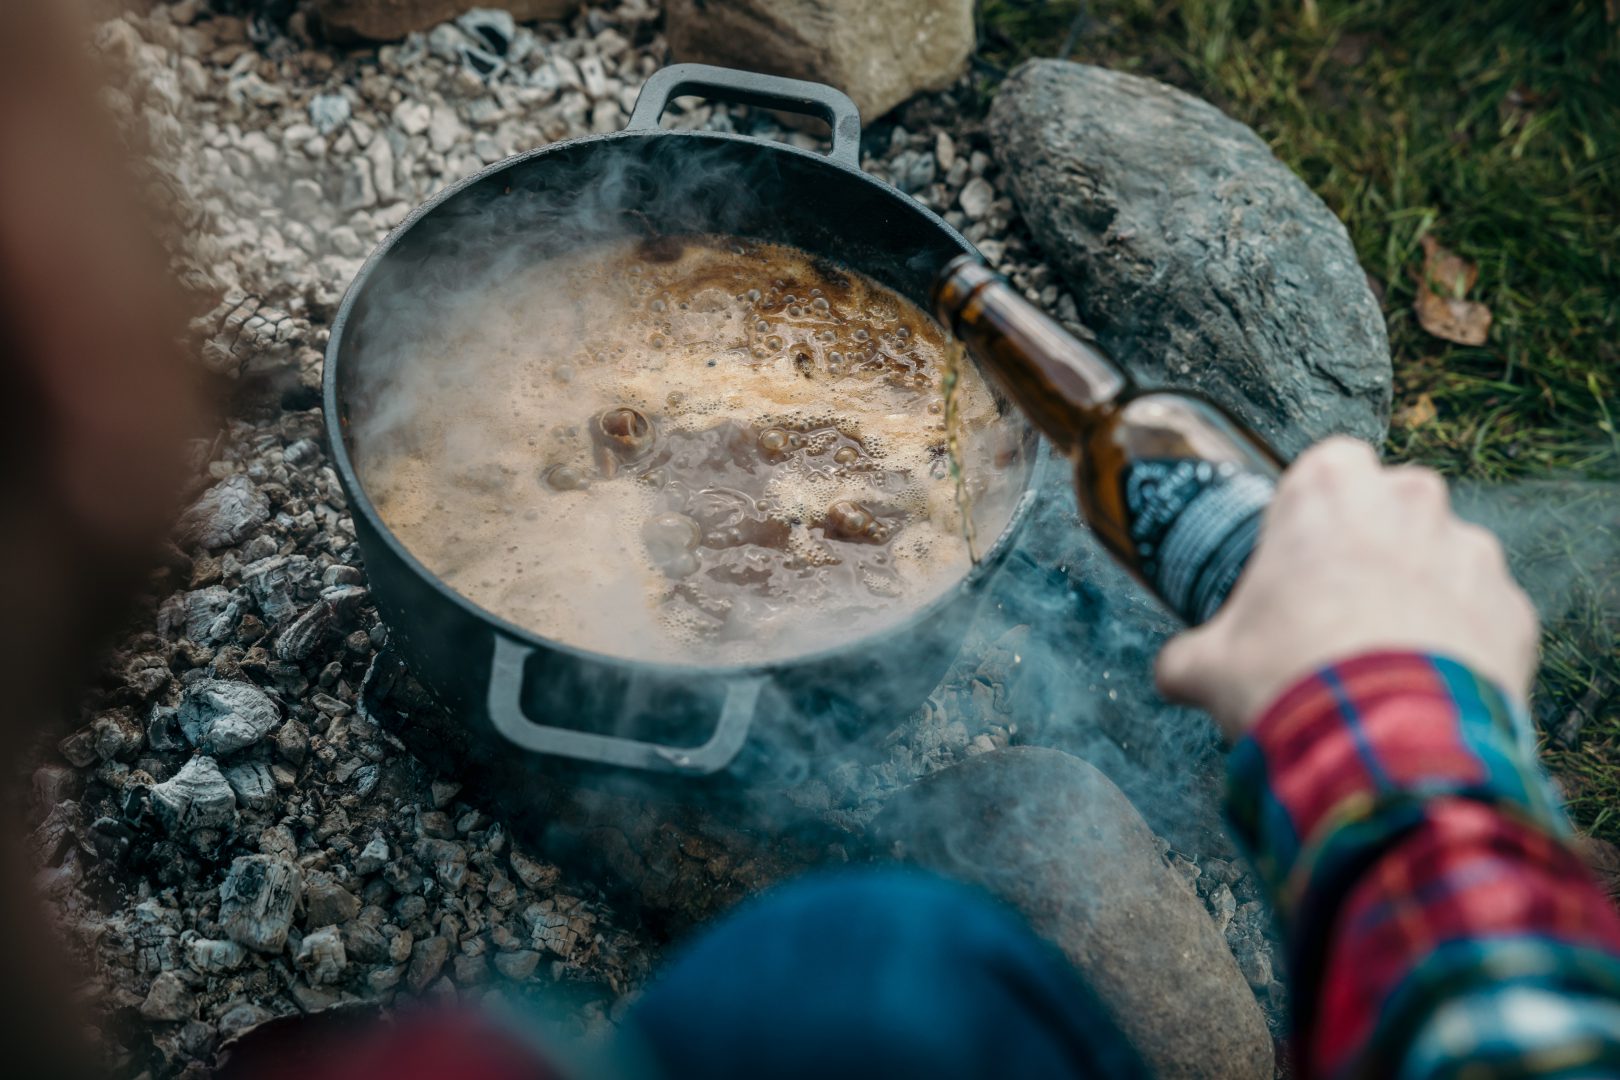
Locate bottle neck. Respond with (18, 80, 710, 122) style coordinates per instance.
(932, 256, 1129, 455)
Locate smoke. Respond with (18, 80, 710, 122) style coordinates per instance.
(339, 124, 1620, 932)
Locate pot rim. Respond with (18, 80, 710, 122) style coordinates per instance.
(323, 125, 1046, 679)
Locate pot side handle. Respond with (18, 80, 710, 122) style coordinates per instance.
(625, 62, 862, 170)
(485, 635, 763, 775)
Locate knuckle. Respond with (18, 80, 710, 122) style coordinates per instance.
(1391, 465, 1450, 507)
(1456, 522, 1506, 565)
(1286, 437, 1377, 490)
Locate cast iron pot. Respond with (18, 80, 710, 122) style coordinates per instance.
(324, 64, 1041, 783)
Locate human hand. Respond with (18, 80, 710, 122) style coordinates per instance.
(1155, 437, 1540, 740)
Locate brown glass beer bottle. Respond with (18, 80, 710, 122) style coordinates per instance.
(933, 255, 1286, 625)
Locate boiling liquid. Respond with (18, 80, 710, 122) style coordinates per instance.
(361, 235, 1015, 664)
(941, 341, 980, 564)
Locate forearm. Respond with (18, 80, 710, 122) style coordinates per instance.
(1226, 651, 1620, 1078)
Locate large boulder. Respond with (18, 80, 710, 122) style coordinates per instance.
(992, 60, 1392, 457)
(313, 1, 574, 41)
(873, 747, 1273, 1079)
(664, 0, 973, 122)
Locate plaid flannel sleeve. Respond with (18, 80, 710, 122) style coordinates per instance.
(1226, 651, 1620, 1080)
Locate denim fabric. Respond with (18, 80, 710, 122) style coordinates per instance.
(627, 868, 1148, 1080)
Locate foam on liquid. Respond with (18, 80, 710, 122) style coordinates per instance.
(360, 235, 1014, 664)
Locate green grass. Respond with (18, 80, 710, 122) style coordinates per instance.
(976, 0, 1620, 837)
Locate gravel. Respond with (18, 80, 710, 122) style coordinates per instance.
(25, 2, 1286, 1075)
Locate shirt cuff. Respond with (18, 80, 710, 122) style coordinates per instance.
(1224, 650, 1567, 922)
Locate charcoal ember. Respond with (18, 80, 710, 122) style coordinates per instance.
(91, 709, 146, 762)
(508, 850, 559, 892)
(243, 555, 318, 628)
(294, 925, 347, 985)
(303, 872, 361, 926)
(219, 855, 303, 954)
(367, 964, 403, 995)
(492, 949, 540, 981)
(198, 293, 307, 378)
(139, 971, 196, 1023)
(452, 952, 488, 985)
(274, 600, 333, 661)
(354, 833, 390, 875)
(31, 764, 80, 811)
(29, 802, 81, 867)
(273, 719, 309, 765)
(124, 652, 174, 699)
(216, 1001, 276, 1042)
(88, 816, 136, 863)
(151, 756, 238, 834)
(158, 586, 242, 646)
(177, 475, 271, 551)
(58, 726, 99, 768)
(179, 679, 280, 755)
(222, 760, 277, 811)
(320, 583, 370, 616)
(36, 848, 85, 899)
(340, 921, 389, 964)
(523, 903, 593, 959)
(184, 934, 248, 975)
(323, 564, 364, 588)
(147, 705, 189, 753)
(417, 810, 454, 839)
(414, 838, 468, 891)
(406, 936, 450, 993)
(484, 871, 517, 909)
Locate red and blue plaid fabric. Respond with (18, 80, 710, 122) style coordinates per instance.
(1227, 651, 1620, 1079)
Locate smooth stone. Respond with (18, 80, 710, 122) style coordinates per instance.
(872, 746, 1273, 1079)
(992, 60, 1392, 456)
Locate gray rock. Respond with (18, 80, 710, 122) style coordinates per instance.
(139, 971, 194, 1022)
(220, 855, 303, 954)
(339, 159, 377, 213)
(177, 475, 270, 550)
(873, 747, 1271, 1079)
(958, 176, 994, 220)
(313, 0, 575, 42)
(150, 756, 237, 834)
(308, 92, 351, 135)
(991, 61, 1392, 456)
(664, 0, 974, 121)
(178, 679, 279, 755)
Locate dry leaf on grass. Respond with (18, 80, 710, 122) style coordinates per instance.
(1414, 234, 1493, 346)
(1394, 392, 1437, 429)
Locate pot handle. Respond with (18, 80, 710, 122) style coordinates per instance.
(485, 635, 763, 774)
(626, 63, 862, 170)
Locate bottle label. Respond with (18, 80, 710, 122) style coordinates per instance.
(1121, 459, 1274, 624)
